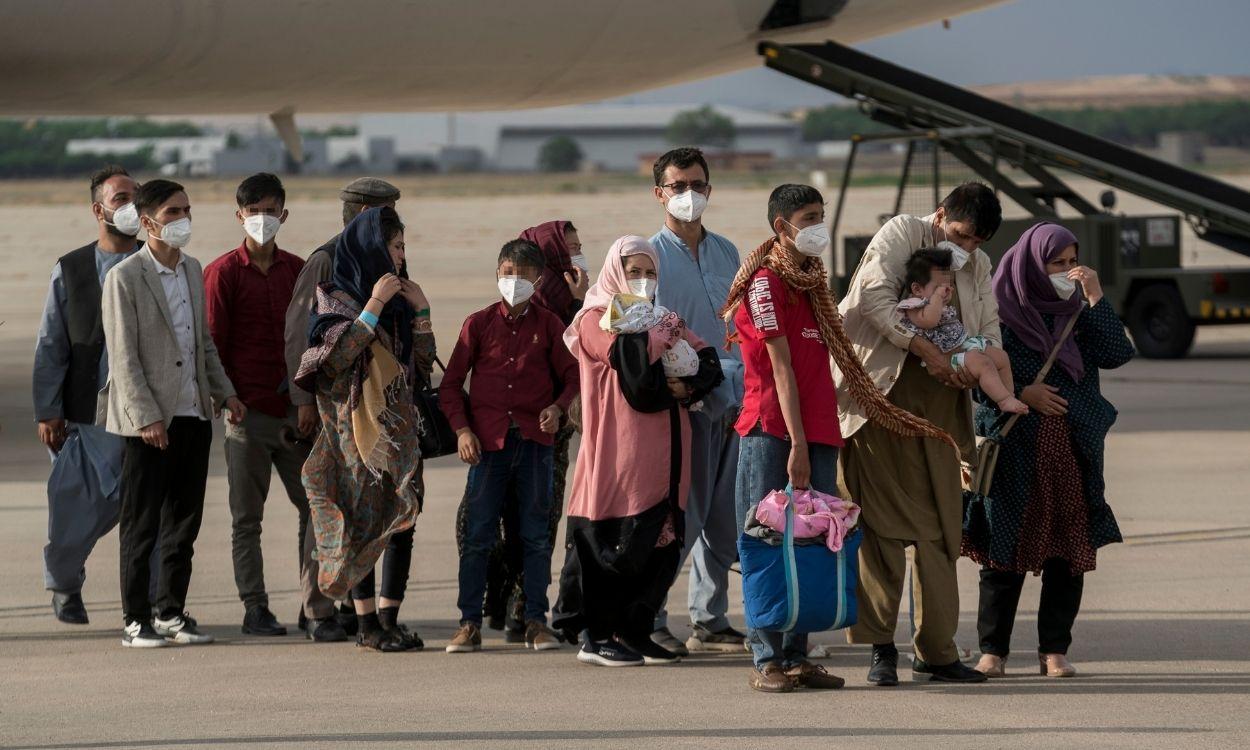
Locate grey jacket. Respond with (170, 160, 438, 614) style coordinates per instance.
(97, 249, 235, 436)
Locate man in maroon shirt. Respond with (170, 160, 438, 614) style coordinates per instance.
(440, 239, 579, 654)
(204, 173, 339, 639)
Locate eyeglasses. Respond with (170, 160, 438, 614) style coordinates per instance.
(660, 180, 709, 195)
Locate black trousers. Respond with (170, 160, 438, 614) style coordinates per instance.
(350, 527, 415, 602)
(977, 558, 1085, 657)
(118, 417, 212, 624)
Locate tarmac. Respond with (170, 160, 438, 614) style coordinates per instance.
(0, 183, 1247, 749)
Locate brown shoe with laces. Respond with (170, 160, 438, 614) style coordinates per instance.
(445, 622, 482, 653)
(749, 663, 796, 693)
(785, 660, 845, 689)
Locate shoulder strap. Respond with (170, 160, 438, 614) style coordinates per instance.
(998, 302, 1086, 439)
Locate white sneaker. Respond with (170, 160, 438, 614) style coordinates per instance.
(153, 612, 215, 645)
(122, 620, 168, 648)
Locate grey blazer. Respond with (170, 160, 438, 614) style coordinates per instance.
(97, 249, 235, 436)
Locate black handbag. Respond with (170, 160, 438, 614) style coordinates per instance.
(414, 356, 461, 459)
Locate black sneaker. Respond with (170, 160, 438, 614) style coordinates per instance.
(153, 612, 214, 645)
(504, 625, 527, 644)
(868, 644, 900, 687)
(242, 605, 288, 636)
(306, 617, 349, 642)
(686, 624, 746, 653)
(622, 635, 682, 665)
(52, 591, 89, 625)
(913, 657, 988, 683)
(577, 638, 644, 667)
(122, 619, 168, 649)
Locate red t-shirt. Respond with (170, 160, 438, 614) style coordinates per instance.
(733, 267, 842, 447)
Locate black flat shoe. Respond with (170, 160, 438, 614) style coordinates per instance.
(913, 657, 988, 683)
(242, 605, 288, 636)
(357, 629, 408, 653)
(306, 617, 349, 642)
(52, 591, 89, 625)
(297, 610, 308, 632)
(337, 604, 359, 637)
(868, 644, 899, 687)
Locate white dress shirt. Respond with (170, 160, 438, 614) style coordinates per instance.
(148, 246, 205, 419)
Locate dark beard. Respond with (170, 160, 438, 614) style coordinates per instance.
(103, 222, 132, 239)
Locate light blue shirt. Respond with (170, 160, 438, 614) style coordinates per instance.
(650, 225, 744, 420)
(32, 243, 136, 423)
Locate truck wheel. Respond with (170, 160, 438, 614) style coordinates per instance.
(1127, 284, 1195, 359)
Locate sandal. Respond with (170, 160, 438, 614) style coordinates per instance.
(357, 629, 409, 652)
(393, 624, 424, 651)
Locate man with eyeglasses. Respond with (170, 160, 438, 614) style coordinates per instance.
(647, 147, 747, 656)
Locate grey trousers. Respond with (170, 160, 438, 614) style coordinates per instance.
(224, 409, 333, 617)
(654, 409, 740, 632)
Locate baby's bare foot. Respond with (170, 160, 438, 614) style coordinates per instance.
(998, 397, 1028, 414)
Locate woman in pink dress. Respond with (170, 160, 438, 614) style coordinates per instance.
(552, 235, 723, 667)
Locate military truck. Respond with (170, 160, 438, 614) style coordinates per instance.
(760, 41, 1250, 358)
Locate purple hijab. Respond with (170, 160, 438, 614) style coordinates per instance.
(992, 222, 1085, 381)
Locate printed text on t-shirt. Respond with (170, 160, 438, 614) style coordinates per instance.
(748, 276, 778, 333)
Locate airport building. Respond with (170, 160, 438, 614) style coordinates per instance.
(359, 104, 805, 172)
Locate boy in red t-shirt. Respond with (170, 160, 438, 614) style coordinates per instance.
(724, 184, 846, 693)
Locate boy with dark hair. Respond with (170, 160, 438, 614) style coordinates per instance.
(440, 239, 580, 654)
(203, 173, 328, 638)
(102, 179, 245, 648)
(837, 180, 1001, 686)
(34, 165, 143, 624)
(726, 183, 954, 692)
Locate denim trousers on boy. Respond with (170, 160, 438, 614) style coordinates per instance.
(735, 426, 840, 669)
(457, 427, 555, 625)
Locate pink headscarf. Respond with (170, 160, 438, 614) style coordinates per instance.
(564, 235, 659, 357)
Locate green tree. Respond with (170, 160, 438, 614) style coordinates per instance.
(538, 135, 583, 172)
(666, 105, 736, 147)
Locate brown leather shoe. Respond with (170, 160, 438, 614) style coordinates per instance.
(1039, 653, 1076, 678)
(975, 653, 1007, 677)
(785, 660, 845, 689)
(749, 663, 795, 693)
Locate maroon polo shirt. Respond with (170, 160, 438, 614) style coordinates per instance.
(439, 300, 580, 450)
(204, 242, 305, 418)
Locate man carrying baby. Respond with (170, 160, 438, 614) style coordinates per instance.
(836, 182, 1001, 686)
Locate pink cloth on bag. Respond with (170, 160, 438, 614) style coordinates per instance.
(754, 488, 861, 552)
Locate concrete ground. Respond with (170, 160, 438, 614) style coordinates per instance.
(0, 182, 1247, 749)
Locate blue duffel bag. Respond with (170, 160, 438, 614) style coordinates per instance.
(738, 487, 860, 633)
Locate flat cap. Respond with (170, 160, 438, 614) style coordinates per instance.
(339, 177, 401, 204)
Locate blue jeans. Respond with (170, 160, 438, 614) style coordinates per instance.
(457, 428, 554, 625)
(735, 426, 840, 669)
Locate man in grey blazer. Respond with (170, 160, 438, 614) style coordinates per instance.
(100, 178, 246, 648)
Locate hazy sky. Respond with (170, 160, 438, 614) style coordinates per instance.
(612, 0, 1250, 111)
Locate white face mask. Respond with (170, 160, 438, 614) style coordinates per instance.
(665, 189, 707, 223)
(937, 240, 969, 271)
(569, 254, 590, 274)
(149, 217, 192, 249)
(627, 277, 658, 300)
(498, 276, 535, 307)
(106, 202, 141, 236)
(786, 221, 830, 257)
(243, 214, 282, 245)
(1050, 272, 1077, 300)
